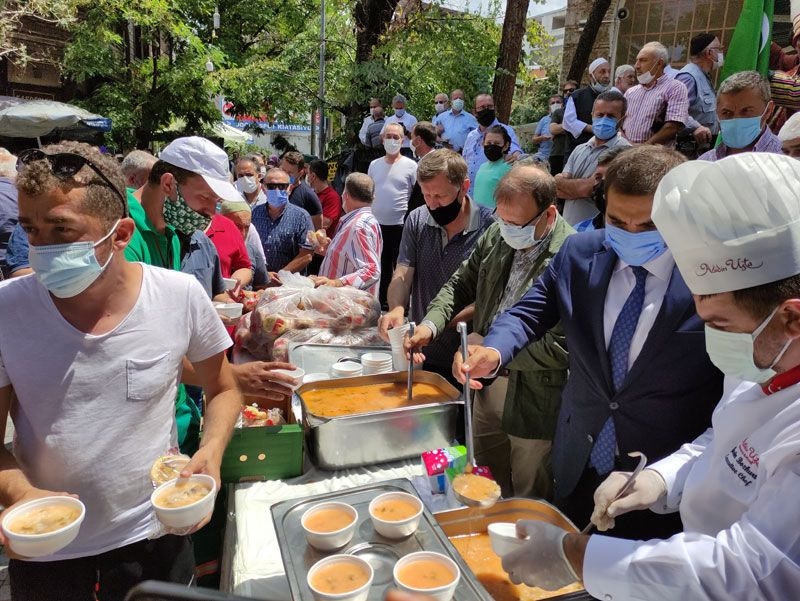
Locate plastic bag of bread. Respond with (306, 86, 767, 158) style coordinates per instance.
(234, 272, 380, 361)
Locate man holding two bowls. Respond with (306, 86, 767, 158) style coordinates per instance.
(0, 142, 242, 600)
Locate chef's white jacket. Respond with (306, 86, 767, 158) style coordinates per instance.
(582, 376, 800, 600)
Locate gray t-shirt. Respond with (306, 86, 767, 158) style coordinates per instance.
(368, 156, 418, 226)
(398, 200, 494, 367)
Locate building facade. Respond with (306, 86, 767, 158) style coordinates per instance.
(562, 0, 795, 83)
(0, 17, 73, 101)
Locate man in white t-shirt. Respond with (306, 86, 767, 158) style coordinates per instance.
(0, 142, 242, 600)
(367, 122, 417, 305)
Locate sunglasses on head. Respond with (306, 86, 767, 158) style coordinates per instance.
(18, 149, 127, 217)
(265, 182, 290, 190)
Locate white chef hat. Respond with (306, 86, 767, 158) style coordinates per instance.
(652, 153, 800, 295)
(779, 111, 800, 141)
(589, 57, 609, 74)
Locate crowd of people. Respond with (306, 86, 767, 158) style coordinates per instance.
(0, 26, 798, 601)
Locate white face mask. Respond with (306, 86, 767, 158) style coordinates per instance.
(451, 98, 465, 112)
(550, 103, 563, 114)
(497, 210, 548, 250)
(236, 175, 259, 194)
(704, 305, 793, 383)
(637, 65, 657, 85)
(714, 51, 724, 69)
(384, 138, 402, 155)
(434, 101, 447, 114)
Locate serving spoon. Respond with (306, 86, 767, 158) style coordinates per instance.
(451, 322, 501, 509)
(580, 451, 648, 534)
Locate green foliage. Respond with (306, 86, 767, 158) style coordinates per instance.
(58, 0, 538, 154)
(63, 0, 224, 148)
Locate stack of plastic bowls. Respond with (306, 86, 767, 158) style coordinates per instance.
(330, 360, 363, 379)
(387, 324, 411, 371)
(360, 352, 394, 375)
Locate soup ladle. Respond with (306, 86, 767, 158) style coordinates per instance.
(451, 322, 501, 509)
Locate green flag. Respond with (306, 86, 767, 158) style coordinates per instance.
(720, 0, 775, 80)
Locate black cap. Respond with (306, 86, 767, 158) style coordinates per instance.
(690, 33, 717, 57)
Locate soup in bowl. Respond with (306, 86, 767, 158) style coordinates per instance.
(1, 496, 85, 558)
(301, 502, 358, 551)
(307, 554, 374, 601)
(393, 551, 460, 601)
(151, 474, 216, 529)
(368, 491, 423, 539)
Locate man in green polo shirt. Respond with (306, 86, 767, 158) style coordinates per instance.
(127, 137, 300, 454)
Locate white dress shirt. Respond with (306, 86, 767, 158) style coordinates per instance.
(358, 115, 373, 145)
(563, 95, 590, 139)
(603, 249, 675, 370)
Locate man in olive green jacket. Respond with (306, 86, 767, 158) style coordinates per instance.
(408, 162, 573, 499)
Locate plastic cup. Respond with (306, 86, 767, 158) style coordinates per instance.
(388, 324, 411, 370)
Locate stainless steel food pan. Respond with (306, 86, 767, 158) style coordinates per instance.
(296, 371, 461, 470)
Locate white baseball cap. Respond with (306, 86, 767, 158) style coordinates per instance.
(159, 136, 240, 203)
(652, 153, 800, 295)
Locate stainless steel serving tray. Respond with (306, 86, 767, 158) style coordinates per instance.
(271, 478, 492, 601)
(295, 371, 462, 470)
(288, 342, 392, 374)
(435, 499, 593, 601)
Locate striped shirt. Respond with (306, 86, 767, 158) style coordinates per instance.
(698, 127, 783, 161)
(319, 207, 383, 297)
(622, 75, 689, 144)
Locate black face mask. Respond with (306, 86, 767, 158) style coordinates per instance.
(476, 108, 496, 127)
(592, 181, 606, 214)
(429, 190, 462, 227)
(483, 144, 504, 162)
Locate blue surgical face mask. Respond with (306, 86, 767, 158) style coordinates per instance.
(719, 109, 766, 149)
(267, 189, 289, 208)
(395, 108, 406, 117)
(452, 99, 465, 112)
(288, 175, 296, 185)
(604, 223, 667, 266)
(592, 116, 618, 140)
(29, 220, 120, 298)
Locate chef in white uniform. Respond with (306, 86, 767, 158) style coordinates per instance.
(499, 152, 800, 600)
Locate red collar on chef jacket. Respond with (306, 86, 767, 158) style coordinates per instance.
(762, 363, 800, 395)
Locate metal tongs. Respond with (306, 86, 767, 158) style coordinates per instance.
(407, 322, 415, 403)
(581, 451, 648, 534)
(453, 322, 501, 509)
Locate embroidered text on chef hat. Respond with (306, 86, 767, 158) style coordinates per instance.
(652, 153, 800, 295)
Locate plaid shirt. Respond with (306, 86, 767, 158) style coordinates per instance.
(698, 126, 783, 161)
(622, 75, 689, 145)
(319, 207, 383, 297)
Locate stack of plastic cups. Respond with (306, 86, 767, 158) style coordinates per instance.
(361, 353, 394, 375)
(388, 323, 411, 371)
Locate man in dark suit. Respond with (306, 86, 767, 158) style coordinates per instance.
(454, 145, 723, 540)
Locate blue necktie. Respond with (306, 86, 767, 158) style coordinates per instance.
(590, 266, 649, 475)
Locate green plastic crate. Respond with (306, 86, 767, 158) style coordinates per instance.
(218, 399, 304, 483)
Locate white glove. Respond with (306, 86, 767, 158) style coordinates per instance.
(590, 468, 668, 531)
(500, 520, 580, 591)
